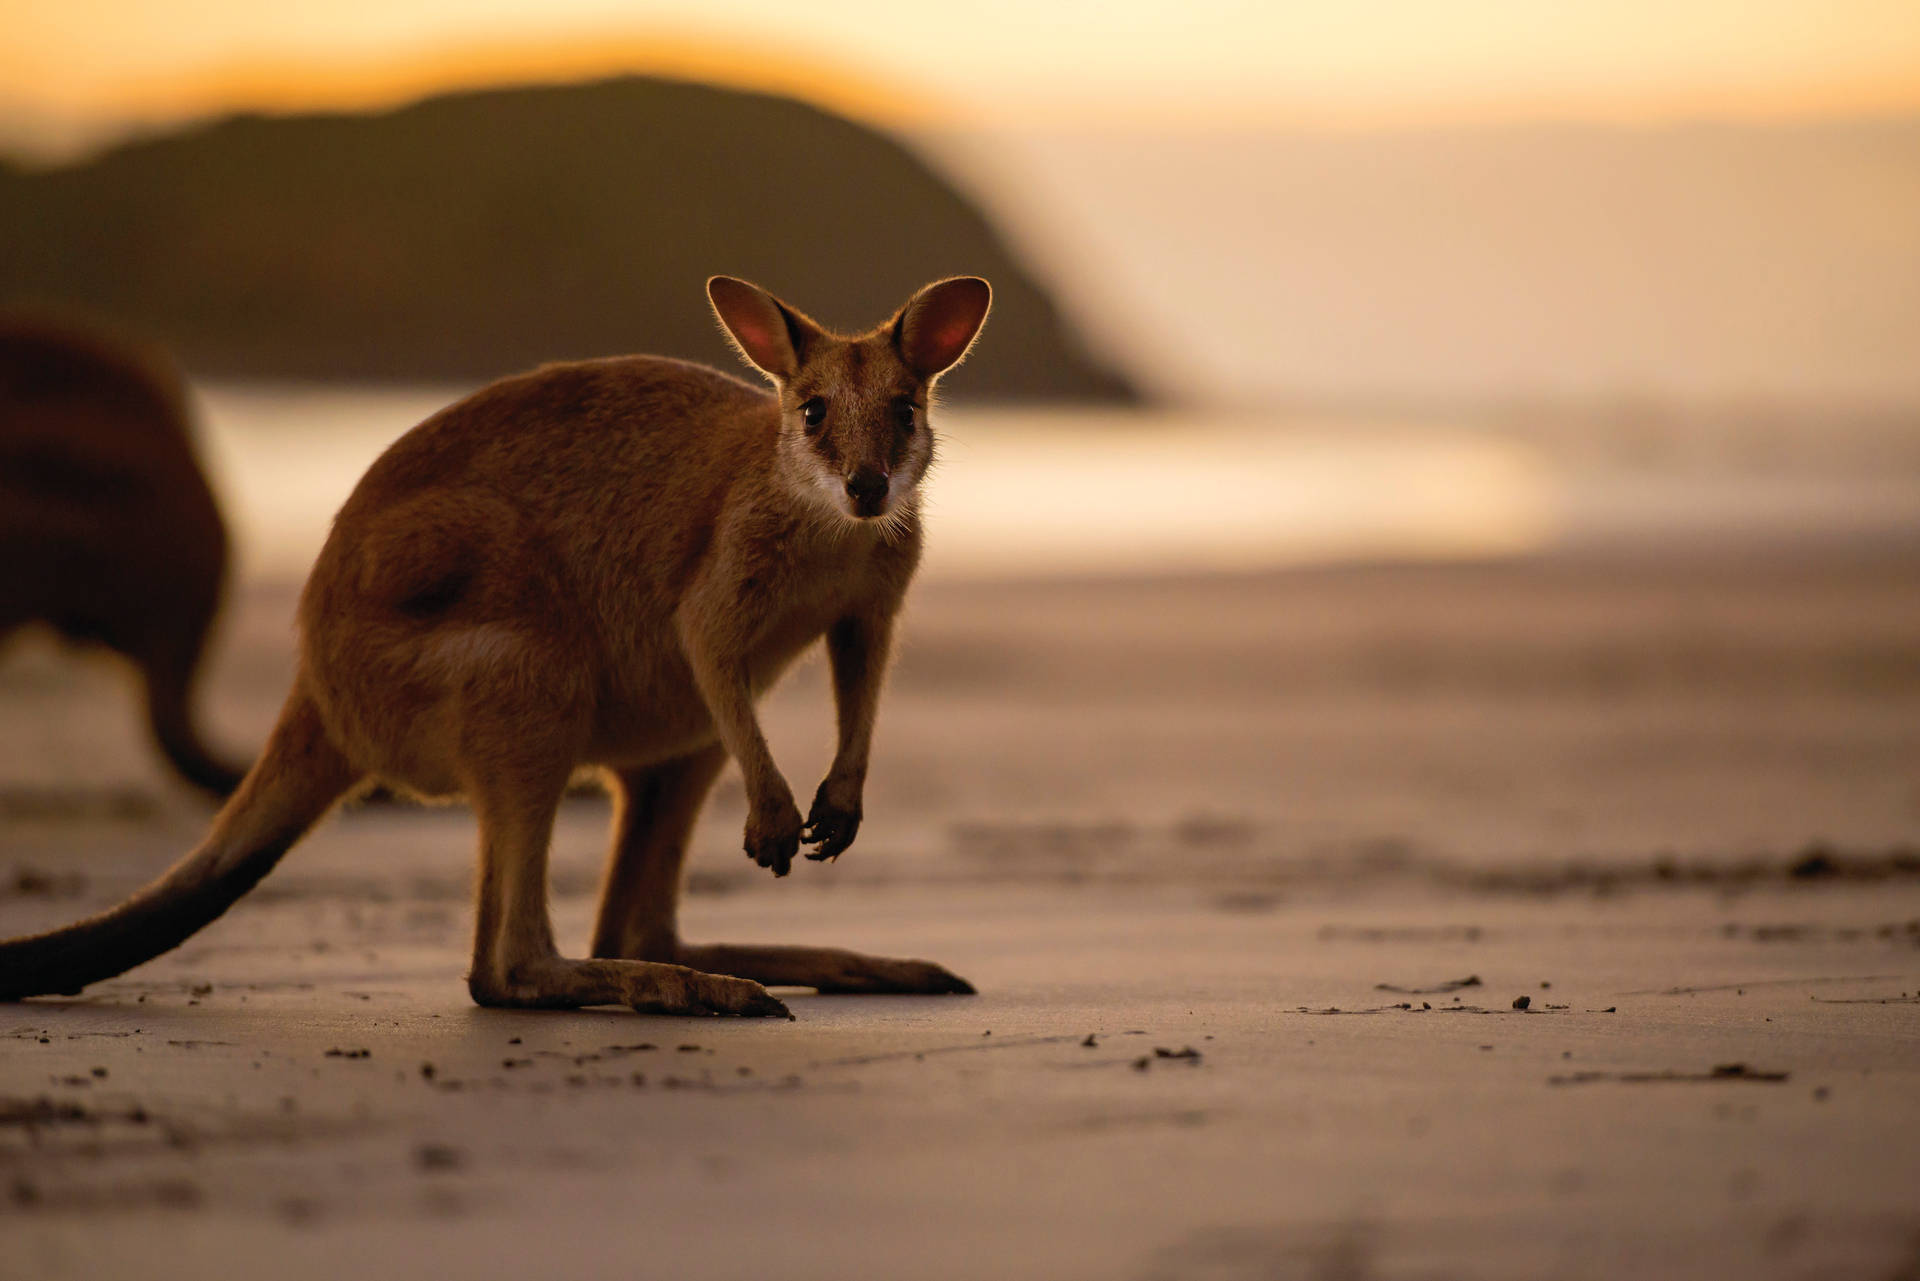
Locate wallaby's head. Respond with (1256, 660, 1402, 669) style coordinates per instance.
(707, 275, 991, 523)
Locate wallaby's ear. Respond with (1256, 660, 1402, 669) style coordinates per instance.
(707, 276, 818, 381)
(894, 277, 992, 379)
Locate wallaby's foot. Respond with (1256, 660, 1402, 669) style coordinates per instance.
(743, 799, 803, 877)
(802, 780, 861, 862)
(629, 966, 792, 1017)
(679, 943, 975, 996)
(470, 957, 793, 1017)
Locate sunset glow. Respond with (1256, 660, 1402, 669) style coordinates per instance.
(3, 0, 1918, 146)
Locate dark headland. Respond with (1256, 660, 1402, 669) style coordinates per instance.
(0, 76, 1136, 400)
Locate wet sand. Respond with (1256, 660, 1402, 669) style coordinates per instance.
(3, 547, 1918, 1279)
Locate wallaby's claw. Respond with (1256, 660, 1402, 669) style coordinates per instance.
(745, 834, 796, 877)
(924, 966, 977, 996)
(717, 981, 793, 1019)
(802, 787, 861, 862)
(744, 804, 802, 877)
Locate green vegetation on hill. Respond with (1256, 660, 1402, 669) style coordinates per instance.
(0, 77, 1135, 400)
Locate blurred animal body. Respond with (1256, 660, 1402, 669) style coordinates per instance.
(0, 318, 244, 798)
(0, 276, 992, 1017)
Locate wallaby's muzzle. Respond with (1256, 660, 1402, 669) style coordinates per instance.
(844, 466, 890, 517)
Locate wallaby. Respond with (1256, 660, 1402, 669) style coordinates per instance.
(0, 276, 991, 1018)
(0, 317, 246, 798)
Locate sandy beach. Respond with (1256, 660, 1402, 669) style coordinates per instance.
(6, 3, 1920, 1275)
(3, 546, 1918, 1279)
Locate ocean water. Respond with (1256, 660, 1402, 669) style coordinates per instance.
(191, 383, 1919, 586)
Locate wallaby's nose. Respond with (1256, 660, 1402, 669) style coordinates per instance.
(844, 467, 889, 514)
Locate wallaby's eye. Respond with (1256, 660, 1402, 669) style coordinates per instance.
(800, 397, 827, 430)
(895, 401, 917, 433)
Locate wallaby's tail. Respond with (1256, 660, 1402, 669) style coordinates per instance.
(0, 685, 361, 1000)
(144, 654, 247, 800)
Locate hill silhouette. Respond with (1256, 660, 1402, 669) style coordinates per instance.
(0, 77, 1135, 400)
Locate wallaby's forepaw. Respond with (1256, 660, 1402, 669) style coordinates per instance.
(744, 801, 803, 877)
(802, 783, 862, 862)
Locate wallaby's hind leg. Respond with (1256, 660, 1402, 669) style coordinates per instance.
(465, 759, 789, 1017)
(590, 746, 728, 961)
(590, 755, 974, 996)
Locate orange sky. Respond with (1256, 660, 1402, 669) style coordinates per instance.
(4, 0, 1919, 139)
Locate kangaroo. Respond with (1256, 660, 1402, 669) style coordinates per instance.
(0, 317, 245, 799)
(0, 276, 990, 1017)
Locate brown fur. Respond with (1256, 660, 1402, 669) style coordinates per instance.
(0, 317, 244, 798)
(0, 277, 992, 1016)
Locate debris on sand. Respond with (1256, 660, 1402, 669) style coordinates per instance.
(1548, 1063, 1790, 1086)
(1, 1097, 91, 1128)
(1376, 975, 1482, 995)
(1081, 1034, 1098, 1048)
(1512, 996, 1531, 1011)
(6, 1174, 199, 1212)
(1722, 920, 1920, 946)
(1449, 843, 1920, 895)
(1623, 975, 1901, 997)
(1322, 925, 1484, 943)
(812, 1034, 1080, 1069)
(413, 1143, 465, 1172)
(5, 866, 88, 898)
(1789, 848, 1840, 879)
(1710, 1062, 1784, 1080)
(1294, 1000, 1565, 1017)
(323, 1048, 370, 1060)
(1, 1096, 152, 1130)
(1153, 1046, 1202, 1063)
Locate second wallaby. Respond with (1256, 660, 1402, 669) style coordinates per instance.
(0, 275, 993, 1018)
(0, 317, 246, 798)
